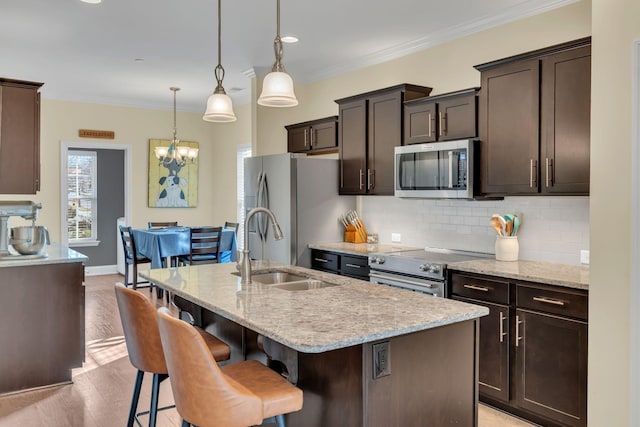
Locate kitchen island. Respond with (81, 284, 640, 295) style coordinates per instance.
(0, 244, 86, 395)
(141, 261, 488, 427)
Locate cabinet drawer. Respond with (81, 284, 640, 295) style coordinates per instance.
(341, 255, 369, 279)
(516, 283, 588, 321)
(311, 251, 339, 273)
(450, 273, 509, 304)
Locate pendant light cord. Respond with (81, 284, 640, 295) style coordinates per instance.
(272, 0, 284, 72)
(171, 87, 179, 143)
(214, 0, 226, 94)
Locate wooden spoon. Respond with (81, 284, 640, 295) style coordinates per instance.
(490, 217, 503, 236)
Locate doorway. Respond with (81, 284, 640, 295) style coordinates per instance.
(60, 141, 132, 275)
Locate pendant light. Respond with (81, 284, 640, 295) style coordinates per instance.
(203, 0, 237, 122)
(155, 87, 199, 165)
(257, 0, 298, 107)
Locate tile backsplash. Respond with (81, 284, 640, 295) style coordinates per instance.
(360, 196, 589, 265)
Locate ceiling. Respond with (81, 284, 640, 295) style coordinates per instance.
(1, 0, 574, 113)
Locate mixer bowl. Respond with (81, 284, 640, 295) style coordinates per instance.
(10, 226, 50, 255)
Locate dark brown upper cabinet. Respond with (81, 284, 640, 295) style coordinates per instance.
(0, 78, 43, 194)
(285, 116, 338, 154)
(475, 37, 591, 197)
(335, 84, 432, 195)
(404, 88, 478, 145)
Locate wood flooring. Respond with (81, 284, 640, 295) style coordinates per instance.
(0, 274, 535, 427)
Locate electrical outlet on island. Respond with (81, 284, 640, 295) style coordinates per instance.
(391, 233, 402, 243)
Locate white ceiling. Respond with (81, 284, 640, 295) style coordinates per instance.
(1, 0, 574, 113)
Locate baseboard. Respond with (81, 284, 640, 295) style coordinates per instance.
(85, 264, 119, 276)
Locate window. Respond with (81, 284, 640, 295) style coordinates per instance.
(67, 150, 98, 244)
(236, 144, 252, 249)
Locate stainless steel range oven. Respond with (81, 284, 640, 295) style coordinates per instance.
(368, 248, 491, 297)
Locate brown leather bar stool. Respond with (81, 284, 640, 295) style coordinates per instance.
(114, 283, 231, 427)
(157, 307, 303, 427)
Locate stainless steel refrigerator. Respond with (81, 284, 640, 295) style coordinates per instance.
(244, 153, 355, 268)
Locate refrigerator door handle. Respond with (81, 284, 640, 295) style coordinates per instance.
(255, 172, 266, 241)
(261, 174, 270, 241)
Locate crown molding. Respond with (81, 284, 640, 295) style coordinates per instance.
(296, 0, 578, 84)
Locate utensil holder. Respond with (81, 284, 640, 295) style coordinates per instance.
(495, 236, 519, 261)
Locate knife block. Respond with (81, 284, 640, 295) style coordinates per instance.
(344, 225, 366, 243)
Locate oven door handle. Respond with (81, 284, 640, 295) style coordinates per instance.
(369, 272, 438, 289)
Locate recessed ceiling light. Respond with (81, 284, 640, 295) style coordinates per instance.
(134, 58, 145, 63)
(281, 36, 299, 44)
(81, 0, 102, 3)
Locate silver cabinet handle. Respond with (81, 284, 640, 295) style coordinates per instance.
(545, 158, 553, 188)
(463, 284, 489, 292)
(304, 129, 308, 147)
(310, 128, 315, 146)
(428, 112, 432, 137)
(499, 311, 507, 343)
(438, 111, 443, 137)
(314, 258, 329, 263)
(359, 169, 364, 190)
(442, 112, 447, 135)
(367, 169, 373, 190)
(345, 263, 361, 268)
(529, 159, 537, 188)
(533, 296, 565, 306)
(515, 315, 523, 347)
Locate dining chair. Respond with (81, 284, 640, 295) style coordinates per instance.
(115, 284, 231, 427)
(157, 307, 303, 427)
(119, 225, 152, 290)
(224, 221, 239, 233)
(178, 226, 222, 266)
(148, 221, 178, 229)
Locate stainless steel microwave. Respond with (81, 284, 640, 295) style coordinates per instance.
(394, 139, 475, 199)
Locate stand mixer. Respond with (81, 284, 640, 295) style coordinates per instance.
(0, 201, 42, 256)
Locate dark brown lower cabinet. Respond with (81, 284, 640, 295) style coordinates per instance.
(515, 309, 588, 427)
(0, 262, 85, 394)
(453, 296, 510, 402)
(449, 271, 587, 427)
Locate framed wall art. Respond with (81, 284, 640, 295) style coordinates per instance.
(148, 138, 199, 208)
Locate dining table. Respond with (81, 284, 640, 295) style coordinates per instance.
(131, 226, 237, 269)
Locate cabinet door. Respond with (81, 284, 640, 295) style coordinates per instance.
(438, 93, 477, 141)
(0, 84, 40, 194)
(541, 46, 591, 194)
(288, 126, 309, 153)
(479, 59, 540, 195)
(311, 120, 337, 150)
(454, 296, 510, 403)
(368, 91, 402, 195)
(339, 99, 367, 194)
(515, 309, 587, 427)
(404, 101, 437, 144)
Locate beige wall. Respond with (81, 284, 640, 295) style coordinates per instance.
(590, 0, 639, 425)
(255, 0, 591, 155)
(0, 100, 251, 241)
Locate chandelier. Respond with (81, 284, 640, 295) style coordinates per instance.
(154, 87, 199, 166)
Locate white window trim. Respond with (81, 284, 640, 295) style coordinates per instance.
(67, 149, 98, 244)
(60, 140, 132, 247)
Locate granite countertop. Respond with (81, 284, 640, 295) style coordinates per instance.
(0, 243, 87, 267)
(139, 261, 488, 353)
(449, 259, 589, 290)
(308, 242, 418, 256)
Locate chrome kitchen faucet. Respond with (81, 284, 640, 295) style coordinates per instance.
(239, 207, 284, 284)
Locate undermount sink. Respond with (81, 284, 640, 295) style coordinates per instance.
(272, 280, 338, 292)
(250, 271, 309, 284)
(231, 270, 339, 291)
